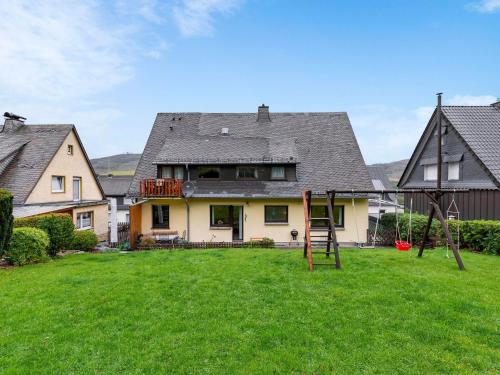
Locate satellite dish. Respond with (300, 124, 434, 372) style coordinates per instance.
(182, 181, 195, 197)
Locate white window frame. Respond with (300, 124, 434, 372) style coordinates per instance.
(76, 211, 93, 230)
(174, 166, 184, 179)
(424, 164, 438, 181)
(448, 162, 460, 181)
(271, 166, 285, 180)
(51, 176, 65, 193)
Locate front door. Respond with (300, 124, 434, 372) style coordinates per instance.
(232, 206, 243, 241)
(73, 177, 81, 201)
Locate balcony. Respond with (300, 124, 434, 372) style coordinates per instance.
(139, 178, 183, 198)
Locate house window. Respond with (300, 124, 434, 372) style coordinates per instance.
(76, 211, 93, 229)
(448, 162, 460, 181)
(198, 166, 220, 179)
(271, 166, 285, 180)
(210, 205, 232, 227)
(51, 176, 65, 193)
(159, 166, 172, 179)
(67, 145, 74, 155)
(310, 205, 344, 228)
(265, 206, 288, 224)
(174, 166, 184, 180)
(152, 205, 169, 228)
(424, 164, 437, 181)
(237, 166, 257, 179)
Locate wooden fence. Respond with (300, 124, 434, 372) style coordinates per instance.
(108, 222, 130, 247)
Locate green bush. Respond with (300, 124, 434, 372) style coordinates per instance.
(380, 212, 439, 244)
(244, 237, 275, 248)
(70, 230, 98, 251)
(4, 227, 49, 266)
(461, 220, 500, 255)
(14, 213, 74, 256)
(0, 188, 14, 256)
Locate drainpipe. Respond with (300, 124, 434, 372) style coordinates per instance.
(184, 163, 190, 241)
(184, 198, 190, 241)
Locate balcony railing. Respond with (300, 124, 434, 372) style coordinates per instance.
(139, 178, 183, 197)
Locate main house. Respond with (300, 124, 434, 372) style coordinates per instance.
(128, 105, 373, 247)
(398, 100, 500, 220)
(0, 113, 108, 240)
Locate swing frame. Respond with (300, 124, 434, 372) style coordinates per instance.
(305, 188, 467, 271)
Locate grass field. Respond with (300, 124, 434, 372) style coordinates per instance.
(1, 248, 498, 374)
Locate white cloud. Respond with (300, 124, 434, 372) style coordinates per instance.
(467, 0, 500, 13)
(352, 94, 497, 164)
(351, 105, 433, 164)
(172, 0, 244, 37)
(0, 1, 134, 100)
(445, 94, 497, 105)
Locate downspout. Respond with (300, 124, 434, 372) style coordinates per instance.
(184, 198, 190, 242)
(184, 163, 190, 241)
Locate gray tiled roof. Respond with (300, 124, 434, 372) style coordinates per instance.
(155, 135, 298, 164)
(129, 110, 372, 197)
(367, 166, 396, 201)
(0, 123, 105, 204)
(98, 175, 133, 196)
(442, 105, 500, 184)
(0, 124, 74, 204)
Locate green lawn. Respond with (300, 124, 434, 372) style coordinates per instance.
(1, 248, 499, 374)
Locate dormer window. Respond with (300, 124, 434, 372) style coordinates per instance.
(237, 166, 257, 179)
(198, 166, 220, 179)
(271, 166, 285, 180)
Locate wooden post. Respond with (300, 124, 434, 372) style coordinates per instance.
(303, 190, 311, 258)
(431, 202, 465, 271)
(418, 204, 435, 257)
(302, 191, 313, 271)
(326, 191, 341, 269)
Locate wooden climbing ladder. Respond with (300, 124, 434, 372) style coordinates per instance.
(302, 190, 341, 271)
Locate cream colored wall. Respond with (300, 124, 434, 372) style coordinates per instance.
(26, 130, 104, 204)
(141, 198, 187, 237)
(139, 198, 368, 244)
(73, 204, 108, 241)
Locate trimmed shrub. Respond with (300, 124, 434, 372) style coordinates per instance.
(70, 230, 98, 251)
(380, 212, 439, 244)
(0, 188, 14, 255)
(4, 227, 49, 265)
(14, 213, 74, 256)
(244, 237, 275, 248)
(461, 220, 500, 255)
(140, 236, 156, 247)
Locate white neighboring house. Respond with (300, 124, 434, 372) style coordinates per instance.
(367, 166, 403, 219)
(98, 175, 133, 223)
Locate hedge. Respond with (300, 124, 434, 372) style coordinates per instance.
(70, 230, 98, 251)
(4, 227, 49, 265)
(14, 213, 74, 256)
(0, 188, 14, 255)
(440, 220, 500, 255)
(380, 213, 500, 255)
(379, 212, 439, 244)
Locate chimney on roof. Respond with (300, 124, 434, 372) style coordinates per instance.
(491, 99, 500, 109)
(2, 112, 26, 133)
(257, 104, 271, 123)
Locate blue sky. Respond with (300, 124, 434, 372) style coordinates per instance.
(1, 0, 499, 163)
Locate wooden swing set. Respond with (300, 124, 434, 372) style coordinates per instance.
(302, 93, 466, 272)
